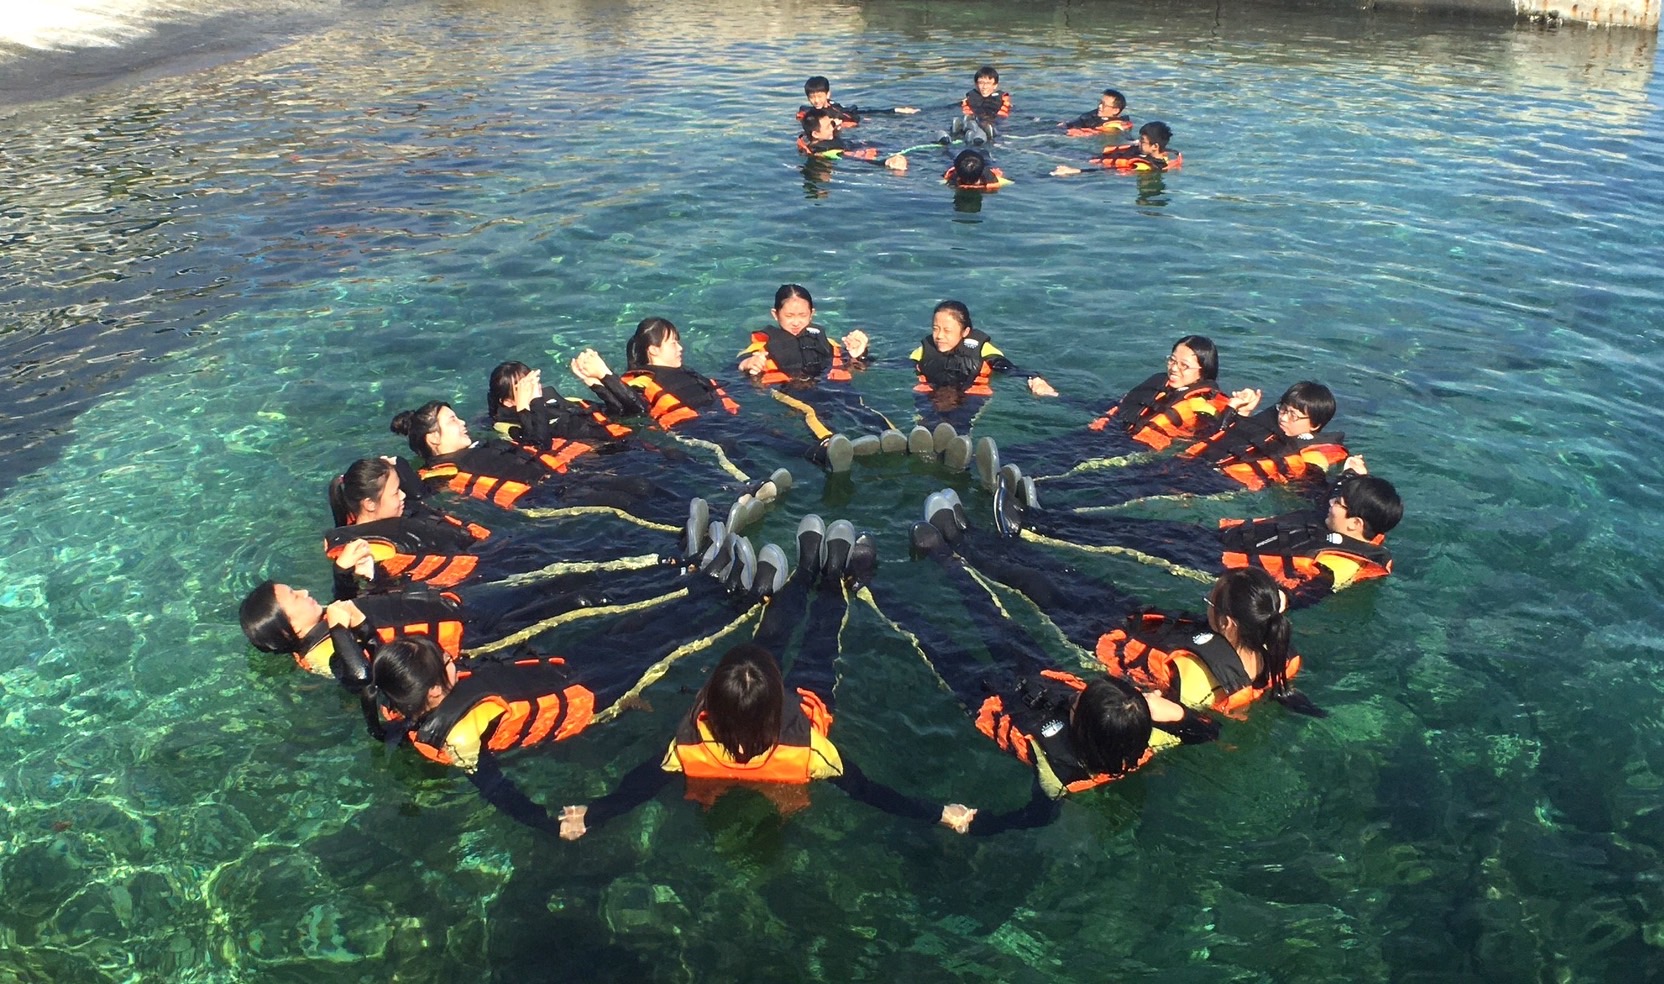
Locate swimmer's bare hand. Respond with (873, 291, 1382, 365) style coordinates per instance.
(896, 106, 920, 114)
(571, 349, 609, 385)
(842, 329, 869, 360)
(738, 351, 769, 377)
(1028, 376, 1058, 398)
(510, 370, 541, 412)
(940, 804, 977, 835)
(1343, 454, 1368, 475)
(334, 538, 376, 579)
(323, 600, 365, 629)
(884, 153, 908, 171)
(1051, 165, 1083, 177)
(1228, 388, 1263, 415)
(559, 805, 588, 841)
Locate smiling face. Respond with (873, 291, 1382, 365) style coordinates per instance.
(931, 309, 971, 354)
(807, 90, 831, 110)
(772, 295, 814, 335)
(426, 405, 471, 456)
(274, 583, 324, 637)
(1166, 343, 1202, 389)
(647, 329, 684, 368)
(975, 76, 999, 98)
(357, 467, 406, 521)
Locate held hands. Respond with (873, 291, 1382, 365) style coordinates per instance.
(1051, 165, 1083, 177)
(1027, 376, 1059, 398)
(883, 153, 908, 171)
(738, 351, 769, 377)
(558, 804, 588, 841)
(939, 803, 977, 835)
(510, 369, 543, 412)
(1343, 454, 1369, 475)
(323, 600, 365, 629)
(570, 349, 610, 387)
(333, 538, 376, 580)
(895, 106, 920, 114)
(1227, 388, 1263, 415)
(841, 329, 870, 360)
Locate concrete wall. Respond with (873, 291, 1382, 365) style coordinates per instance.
(1368, 0, 1658, 28)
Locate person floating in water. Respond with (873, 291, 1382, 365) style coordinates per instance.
(909, 299, 1057, 431)
(942, 149, 1011, 191)
(943, 64, 1011, 146)
(797, 109, 909, 170)
(795, 74, 919, 129)
(1063, 88, 1133, 136)
(1053, 121, 1182, 175)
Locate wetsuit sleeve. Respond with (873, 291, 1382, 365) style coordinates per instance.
(1286, 568, 1338, 611)
(510, 402, 553, 449)
(1064, 111, 1098, 130)
(579, 756, 678, 831)
(828, 760, 943, 824)
(332, 563, 360, 602)
(1152, 706, 1222, 745)
(327, 625, 374, 691)
(393, 457, 430, 508)
(966, 779, 1062, 835)
(467, 751, 565, 837)
(590, 374, 650, 418)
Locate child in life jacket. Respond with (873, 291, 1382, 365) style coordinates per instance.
(943, 149, 1011, 191)
(945, 64, 1011, 146)
(795, 74, 919, 129)
(1063, 88, 1132, 136)
(1053, 121, 1181, 175)
(909, 299, 1057, 430)
(798, 109, 909, 170)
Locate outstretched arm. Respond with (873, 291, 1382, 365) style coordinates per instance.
(558, 756, 676, 840)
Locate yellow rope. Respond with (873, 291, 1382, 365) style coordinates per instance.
(463, 587, 690, 656)
(1019, 529, 1213, 583)
(769, 389, 834, 441)
(593, 601, 763, 725)
(669, 433, 751, 482)
(518, 505, 679, 532)
(488, 553, 667, 588)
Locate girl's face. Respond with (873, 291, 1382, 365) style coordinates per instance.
(932, 310, 971, 354)
(424, 659, 459, 713)
(772, 296, 814, 335)
(1166, 344, 1202, 389)
(274, 583, 323, 636)
(358, 469, 406, 521)
(647, 331, 684, 368)
(424, 406, 471, 456)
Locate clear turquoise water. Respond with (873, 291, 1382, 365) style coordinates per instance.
(4, 0, 1664, 979)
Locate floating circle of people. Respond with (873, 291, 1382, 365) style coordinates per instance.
(241, 70, 1404, 840)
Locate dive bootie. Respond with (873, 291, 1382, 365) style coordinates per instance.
(822, 519, 856, 581)
(850, 434, 883, 457)
(824, 434, 854, 474)
(754, 543, 790, 598)
(994, 464, 1026, 537)
(796, 514, 827, 576)
(932, 422, 959, 455)
(728, 494, 766, 535)
(684, 498, 710, 559)
(724, 536, 758, 594)
(923, 491, 963, 544)
(879, 428, 908, 454)
(755, 467, 793, 503)
(845, 533, 879, 586)
(939, 488, 970, 536)
(907, 425, 934, 456)
(1020, 475, 1039, 510)
(975, 437, 1000, 491)
(700, 524, 733, 576)
(910, 520, 947, 559)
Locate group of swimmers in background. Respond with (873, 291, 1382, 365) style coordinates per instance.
(793, 67, 1183, 191)
(238, 276, 1403, 839)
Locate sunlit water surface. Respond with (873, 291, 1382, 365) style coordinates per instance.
(3, 0, 1664, 980)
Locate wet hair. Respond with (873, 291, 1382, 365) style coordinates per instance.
(370, 636, 449, 724)
(1101, 88, 1126, 111)
(1172, 335, 1219, 382)
(328, 456, 396, 526)
(692, 643, 784, 764)
(1339, 474, 1403, 538)
(932, 299, 973, 332)
(389, 401, 450, 461)
(488, 361, 533, 421)
(950, 149, 987, 186)
(801, 108, 832, 137)
(1139, 121, 1174, 151)
(1278, 380, 1336, 430)
(804, 75, 830, 97)
(975, 65, 999, 83)
(240, 580, 305, 654)
(773, 283, 813, 311)
(626, 317, 680, 371)
(1069, 676, 1153, 777)
(1211, 568, 1294, 693)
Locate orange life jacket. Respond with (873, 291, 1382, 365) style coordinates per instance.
(742, 324, 851, 385)
(941, 165, 1009, 191)
(324, 513, 488, 590)
(621, 367, 741, 429)
(1218, 514, 1392, 590)
(410, 655, 597, 766)
(1095, 613, 1302, 717)
(1094, 146, 1182, 171)
(974, 669, 1151, 795)
(672, 688, 833, 787)
(1089, 372, 1230, 450)
(913, 328, 995, 395)
(961, 91, 1012, 118)
(419, 442, 591, 510)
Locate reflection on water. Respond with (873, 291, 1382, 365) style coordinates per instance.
(2, 0, 1664, 980)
